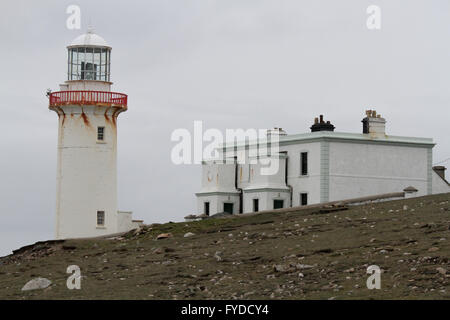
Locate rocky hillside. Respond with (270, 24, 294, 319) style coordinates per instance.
(0, 193, 449, 300)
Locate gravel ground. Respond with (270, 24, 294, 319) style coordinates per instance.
(0, 192, 449, 300)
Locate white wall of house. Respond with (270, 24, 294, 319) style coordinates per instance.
(238, 155, 287, 189)
(196, 193, 240, 215)
(198, 160, 237, 193)
(282, 142, 322, 205)
(242, 190, 291, 212)
(196, 160, 241, 215)
(328, 142, 430, 200)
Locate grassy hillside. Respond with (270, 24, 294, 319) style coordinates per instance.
(0, 193, 449, 300)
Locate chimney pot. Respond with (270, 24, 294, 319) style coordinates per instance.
(311, 115, 335, 132)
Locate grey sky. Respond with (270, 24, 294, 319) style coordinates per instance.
(0, 0, 449, 256)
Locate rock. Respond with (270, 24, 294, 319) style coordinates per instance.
(184, 232, 195, 238)
(436, 267, 446, 275)
(403, 205, 408, 211)
(274, 265, 289, 272)
(295, 264, 314, 270)
(428, 247, 439, 252)
(214, 251, 223, 262)
(244, 291, 255, 297)
(21, 277, 52, 291)
(152, 247, 163, 254)
(344, 268, 355, 273)
(156, 233, 173, 240)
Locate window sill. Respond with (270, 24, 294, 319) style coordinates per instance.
(96, 226, 106, 229)
(298, 175, 309, 178)
(96, 141, 107, 144)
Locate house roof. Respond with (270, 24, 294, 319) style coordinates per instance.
(220, 131, 435, 150)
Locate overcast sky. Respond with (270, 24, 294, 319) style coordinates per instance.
(0, 0, 449, 256)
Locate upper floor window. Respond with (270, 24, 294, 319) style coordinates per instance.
(97, 127, 105, 141)
(300, 152, 308, 175)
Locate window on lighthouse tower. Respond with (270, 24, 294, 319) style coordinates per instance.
(97, 127, 105, 141)
(97, 211, 105, 226)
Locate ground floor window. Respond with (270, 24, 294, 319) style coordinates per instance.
(273, 199, 284, 209)
(97, 211, 105, 226)
(204, 202, 210, 216)
(253, 199, 259, 212)
(223, 203, 234, 214)
(300, 193, 308, 206)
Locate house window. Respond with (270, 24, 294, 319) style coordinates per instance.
(300, 152, 308, 175)
(97, 126, 105, 141)
(253, 199, 259, 212)
(97, 211, 105, 226)
(223, 203, 234, 214)
(300, 193, 308, 206)
(204, 202, 210, 216)
(273, 199, 284, 209)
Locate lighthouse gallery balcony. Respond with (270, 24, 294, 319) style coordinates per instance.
(49, 90, 127, 108)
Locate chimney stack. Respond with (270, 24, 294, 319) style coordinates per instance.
(362, 109, 386, 138)
(267, 127, 287, 137)
(310, 115, 335, 132)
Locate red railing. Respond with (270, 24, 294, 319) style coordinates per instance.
(49, 91, 128, 108)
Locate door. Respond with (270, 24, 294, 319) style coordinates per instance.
(223, 203, 234, 214)
(253, 199, 259, 212)
(204, 202, 210, 216)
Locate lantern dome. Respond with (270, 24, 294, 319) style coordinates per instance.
(68, 29, 110, 48)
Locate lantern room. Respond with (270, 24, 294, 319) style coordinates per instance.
(67, 28, 111, 82)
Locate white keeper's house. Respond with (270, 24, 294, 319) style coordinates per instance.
(196, 110, 450, 216)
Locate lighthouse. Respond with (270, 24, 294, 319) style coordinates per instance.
(49, 29, 131, 239)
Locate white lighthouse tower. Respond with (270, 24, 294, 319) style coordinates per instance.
(49, 29, 129, 239)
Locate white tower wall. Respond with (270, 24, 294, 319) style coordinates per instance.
(52, 102, 125, 239)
